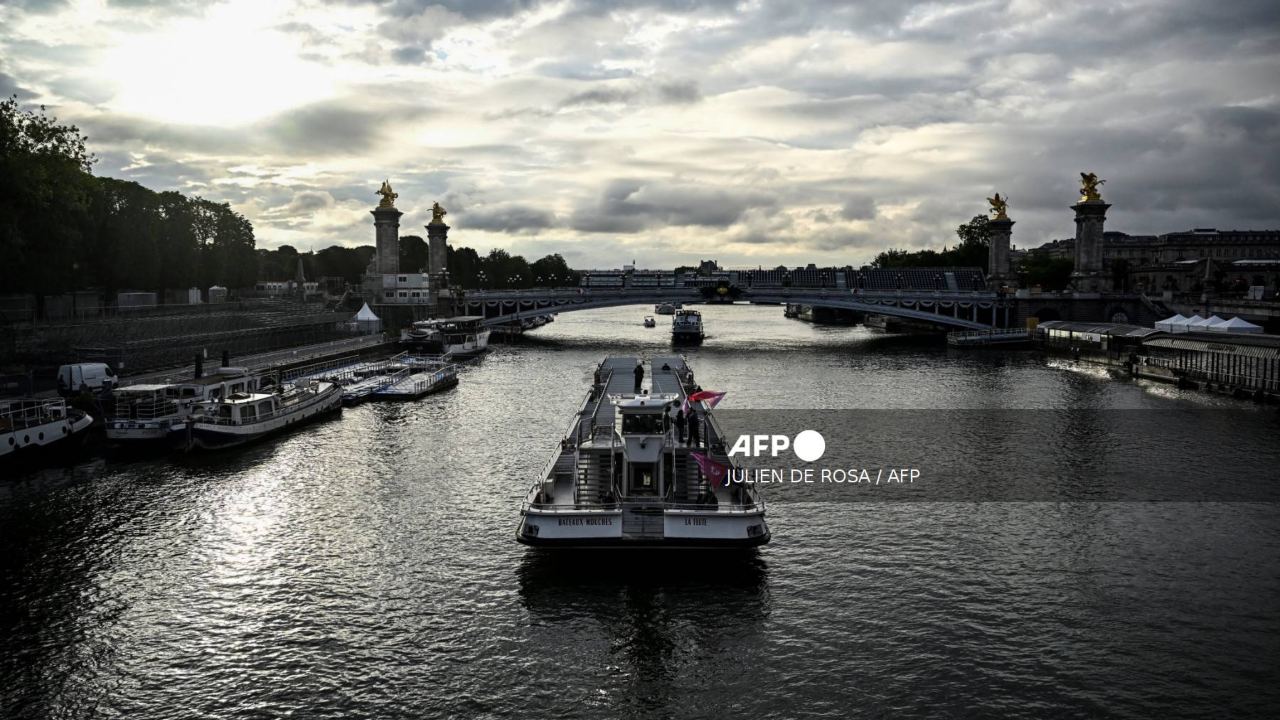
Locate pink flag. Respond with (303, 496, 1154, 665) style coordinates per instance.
(682, 390, 726, 414)
(690, 451, 728, 488)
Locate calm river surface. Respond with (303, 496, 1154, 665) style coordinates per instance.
(3, 304, 1278, 719)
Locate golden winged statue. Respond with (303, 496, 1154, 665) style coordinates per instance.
(1079, 172, 1105, 202)
(376, 179, 398, 208)
(987, 192, 1009, 220)
(430, 201, 447, 224)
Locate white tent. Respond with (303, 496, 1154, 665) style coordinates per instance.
(1207, 316, 1264, 334)
(1155, 313, 1189, 332)
(1187, 315, 1216, 330)
(352, 303, 382, 334)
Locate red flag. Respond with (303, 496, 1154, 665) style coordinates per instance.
(690, 451, 728, 488)
(683, 390, 726, 414)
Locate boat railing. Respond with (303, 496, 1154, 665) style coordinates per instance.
(107, 393, 185, 421)
(521, 498, 763, 514)
(1, 397, 69, 430)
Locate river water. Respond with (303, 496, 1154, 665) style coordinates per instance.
(2, 304, 1278, 718)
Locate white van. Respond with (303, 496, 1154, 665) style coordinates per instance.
(57, 363, 117, 396)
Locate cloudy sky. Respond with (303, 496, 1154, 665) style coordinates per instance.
(2, 0, 1278, 269)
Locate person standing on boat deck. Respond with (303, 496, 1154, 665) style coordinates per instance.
(633, 361, 644, 393)
(674, 408, 687, 444)
(688, 408, 701, 447)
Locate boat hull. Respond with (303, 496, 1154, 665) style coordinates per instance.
(671, 331, 704, 344)
(2, 411, 94, 460)
(517, 508, 768, 549)
(105, 421, 179, 443)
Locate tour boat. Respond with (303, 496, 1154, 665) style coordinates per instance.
(2, 397, 93, 460)
(671, 309, 705, 343)
(105, 366, 262, 444)
(643, 316, 656, 328)
(401, 316, 491, 356)
(173, 379, 342, 451)
(655, 303, 675, 315)
(517, 356, 769, 549)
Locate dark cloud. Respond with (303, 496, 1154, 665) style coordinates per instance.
(390, 46, 429, 64)
(557, 80, 702, 109)
(460, 203, 557, 233)
(840, 196, 876, 220)
(0, 72, 35, 99)
(571, 179, 774, 233)
(260, 100, 432, 154)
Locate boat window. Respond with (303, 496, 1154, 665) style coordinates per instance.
(218, 405, 233, 419)
(622, 413, 663, 435)
(240, 405, 256, 420)
(258, 401, 274, 415)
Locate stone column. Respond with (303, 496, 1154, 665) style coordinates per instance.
(427, 220, 449, 284)
(1070, 199, 1110, 293)
(987, 216, 1014, 288)
(372, 205, 402, 275)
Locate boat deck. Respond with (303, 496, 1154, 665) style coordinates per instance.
(519, 356, 768, 548)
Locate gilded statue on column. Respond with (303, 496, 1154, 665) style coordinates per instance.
(430, 201, 447, 224)
(987, 192, 1009, 220)
(1079, 172, 1105, 202)
(376, 179, 398, 208)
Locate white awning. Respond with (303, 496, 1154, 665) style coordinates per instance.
(354, 303, 380, 321)
(1154, 313, 1190, 332)
(1207, 316, 1264, 334)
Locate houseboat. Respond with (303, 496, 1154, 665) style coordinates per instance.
(655, 302, 675, 315)
(173, 379, 342, 451)
(671, 309, 705, 343)
(2, 397, 93, 461)
(517, 356, 769, 549)
(401, 316, 491, 356)
(105, 366, 262, 444)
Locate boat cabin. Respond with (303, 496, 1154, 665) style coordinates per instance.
(193, 391, 280, 425)
(611, 393, 679, 498)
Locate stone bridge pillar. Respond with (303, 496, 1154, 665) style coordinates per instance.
(427, 219, 449, 285)
(988, 215, 1014, 289)
(372, 204, 402, 275)
(1070, 198, 1111, 293)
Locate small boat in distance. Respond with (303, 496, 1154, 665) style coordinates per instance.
(654, 302, 675, 315)
(2, 397, 93, 460)
(671, 309, 704, 344)
(174, 380, 342, 451)
(643, 316, 656, 328)
(517, 356, 769, 549)
(401, 316, 491, 356)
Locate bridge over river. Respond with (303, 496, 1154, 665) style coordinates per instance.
(460, 287, 1014, 330)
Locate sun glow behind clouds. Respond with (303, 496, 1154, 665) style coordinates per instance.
(102, 1, 334, 126)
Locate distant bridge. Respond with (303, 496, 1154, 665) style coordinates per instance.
(460, 287, 1010, 330)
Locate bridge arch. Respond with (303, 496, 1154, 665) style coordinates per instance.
(462, 288, 1001, 330)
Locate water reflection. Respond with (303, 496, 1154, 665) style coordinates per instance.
(517, 552, 770, 715)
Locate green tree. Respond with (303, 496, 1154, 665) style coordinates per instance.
(447, 245, 482, 287)
(0, 96, 96, 304)
(530, 253, 575, 286)
(1018, 251, 1074, 291)
(399, 235, 428, 272)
